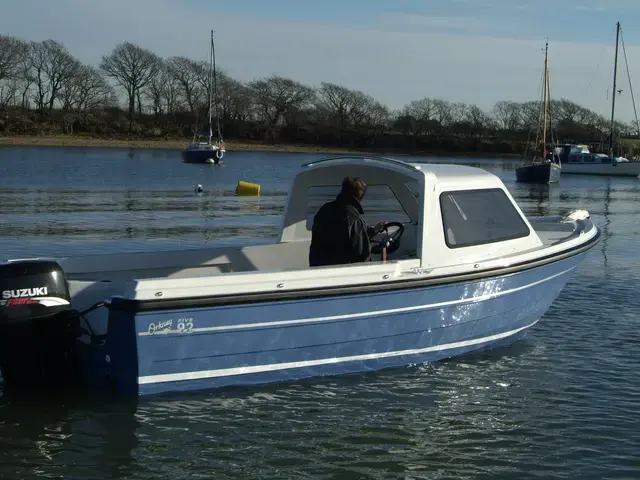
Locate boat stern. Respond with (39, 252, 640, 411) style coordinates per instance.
(103, 304, 140, 396)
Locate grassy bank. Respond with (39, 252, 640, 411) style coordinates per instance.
(0, 134, 522, 159)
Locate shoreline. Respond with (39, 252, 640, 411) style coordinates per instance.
(0, 135, 522, 159)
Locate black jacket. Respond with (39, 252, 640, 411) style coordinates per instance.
(309, 192, 373, 267)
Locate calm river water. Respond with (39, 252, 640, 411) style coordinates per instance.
(0, 146, 638, 479)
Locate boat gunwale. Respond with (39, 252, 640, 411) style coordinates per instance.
(105, 224, 601, 313)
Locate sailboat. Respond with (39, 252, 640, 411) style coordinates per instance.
(516, 42, 561, 184)
(181, 30, 226, 165)
(554, 22, 640, 178)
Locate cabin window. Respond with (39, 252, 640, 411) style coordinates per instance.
(439, 188, 530, 248)
(306, 184, 411, 230)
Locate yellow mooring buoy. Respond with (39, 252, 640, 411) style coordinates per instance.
(235, 180, 260, 196)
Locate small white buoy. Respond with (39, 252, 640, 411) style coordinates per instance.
(194, 184, 204, 194)
(205, 158, 215, 164)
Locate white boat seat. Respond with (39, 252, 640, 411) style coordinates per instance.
(62, 241, 314, 283)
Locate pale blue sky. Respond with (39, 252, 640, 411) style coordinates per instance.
(1, 0, 639, 121)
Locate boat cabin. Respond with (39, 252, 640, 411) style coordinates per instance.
(278, 156, 543, 270)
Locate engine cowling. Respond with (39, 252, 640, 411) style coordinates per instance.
(0, 260, 78, 389)
(0, 259, 71, 323)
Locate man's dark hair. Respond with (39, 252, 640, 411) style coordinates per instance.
(341, 176, 367, 201)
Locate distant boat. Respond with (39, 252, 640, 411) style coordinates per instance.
(555, 22, 640, 178)
(516, 42, 562, 184)
(182, 30, 226, 165)
(552, 144, 640, 177)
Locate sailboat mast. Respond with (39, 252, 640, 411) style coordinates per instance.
(211, 30, 222, 142)
(542, 42, 549, 160)
(208, 29, 213, 144)
(609, 22, 620, 158)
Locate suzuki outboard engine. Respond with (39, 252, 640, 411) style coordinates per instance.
(0, 260, 79, 389)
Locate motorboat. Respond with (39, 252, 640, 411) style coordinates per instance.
(556, 23, 640, 179)
(555, 144, 640, 177)
(0, 156, 601, 396)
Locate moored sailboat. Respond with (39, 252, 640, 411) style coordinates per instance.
(557, 22, 640, 178)
(516, 42, 561, 184)
(182, 30, 226, 165)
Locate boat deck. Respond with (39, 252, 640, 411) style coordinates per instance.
(531, 221, 576, 246)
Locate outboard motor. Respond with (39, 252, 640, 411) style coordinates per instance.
(0, 260, 80, 389)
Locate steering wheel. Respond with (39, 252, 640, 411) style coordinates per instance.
(370, 221, 405, 256)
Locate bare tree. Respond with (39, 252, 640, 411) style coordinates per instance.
(492, 100, 521, 132)
(27, 40, 80, 111)
(449, 102, 468, 125)
(248, 75, 316, 139)
(145, 60, 172, 118)
(0, 36, 27, 129)
(315, 82, 388, 136)
(100, 42, 162, 131)
(166, 56, 206, 113)
(216, 70, 252, 122)
(0, 81, 18, 108)
(60, 65, 115, 112)
(554, 98, 582, 123)
(223, 77, 252, 122)
(397, 98, 439, 137)
(519, 100, 541, 132)
(162, 74, 181, 117)
(315, 82, 356, 128)
(432, 99, 453, 127)
(0, 35, 29, 82)
(55, 65, 115, 133)
(464, 105, 491, 134)
(360, 100, 390, 141)
(28, 41, 50, 112)
(17, 53, 35, 109)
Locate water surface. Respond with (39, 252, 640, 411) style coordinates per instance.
(0, 146, 638, 479)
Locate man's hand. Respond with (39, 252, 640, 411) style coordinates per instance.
(368, 221, 388, 237)
(373, 221, 389, 232)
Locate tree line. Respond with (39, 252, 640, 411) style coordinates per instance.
(1, 34, 638, 155)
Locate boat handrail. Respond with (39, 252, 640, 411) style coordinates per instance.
(300, 155, 422, 173)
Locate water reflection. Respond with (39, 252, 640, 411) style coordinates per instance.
(0, 189, 282, 242)
(0, 391, 139, 479)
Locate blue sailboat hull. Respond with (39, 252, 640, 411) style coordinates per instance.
(181, 148, 223, 164)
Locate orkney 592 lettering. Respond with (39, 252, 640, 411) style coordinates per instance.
(0, 156, 600, 397)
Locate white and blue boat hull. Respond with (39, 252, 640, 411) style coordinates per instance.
(97, 252, 584, 396)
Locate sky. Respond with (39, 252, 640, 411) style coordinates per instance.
(1, 0, 639, 121)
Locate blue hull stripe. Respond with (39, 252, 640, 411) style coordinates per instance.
(137, 319, 538, 385)
(137, 266, 576, 337)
